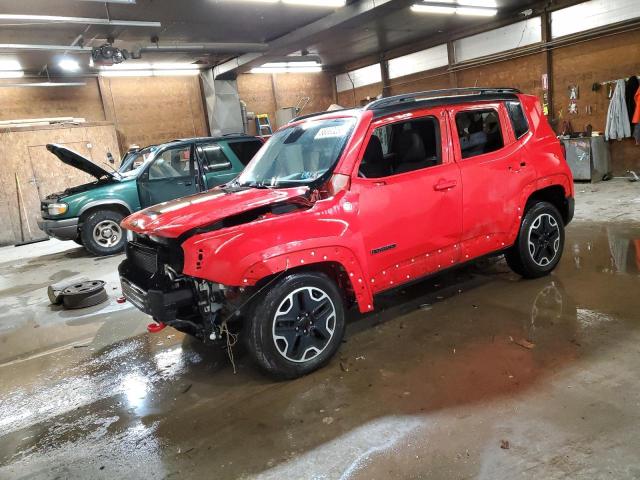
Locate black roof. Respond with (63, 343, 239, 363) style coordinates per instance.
(366, 88, 522, 118)
(169, 133, 257, 144)
(289, 88, 523, 124)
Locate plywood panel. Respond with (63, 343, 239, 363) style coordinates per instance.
(0, 123, 120, 245)
(100, 76, 209, 151)
(0, 77, 105, 122)
(238, 72, 335, 133)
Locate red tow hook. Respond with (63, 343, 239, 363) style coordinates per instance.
(147, 322, 166, 333)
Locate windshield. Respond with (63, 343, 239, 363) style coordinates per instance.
(118, 146, 159, 177)
(236, 117, 356, 188)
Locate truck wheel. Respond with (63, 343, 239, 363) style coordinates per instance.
(505, 201, 565, 279)
(245, 272, 346, 380)
(80, 209, 126, 256)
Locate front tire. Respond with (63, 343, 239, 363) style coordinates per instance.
(505, 201, 565, 278)
(80, 209, 126, 256)
(245, 272, 346, 380)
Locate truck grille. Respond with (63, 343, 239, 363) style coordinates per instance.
(127, 241, 159, 275)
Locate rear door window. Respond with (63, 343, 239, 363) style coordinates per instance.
(198, 143, 232, 172)
(506, 101, 530, 139)
(455, 109, 504, 159)
(228, 139, 263, 166)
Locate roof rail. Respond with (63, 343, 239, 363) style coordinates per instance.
(290, 108, 356, 124)
(364, 87, 522, 111)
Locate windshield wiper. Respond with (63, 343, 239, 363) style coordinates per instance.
(239, 181, 274, 189)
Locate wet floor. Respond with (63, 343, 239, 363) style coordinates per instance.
(1, 221, 640, 479)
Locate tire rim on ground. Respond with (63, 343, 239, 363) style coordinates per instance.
(272, 286, 336, 363)
(93, 220, 122, 248)
(527, 213, 560, 267)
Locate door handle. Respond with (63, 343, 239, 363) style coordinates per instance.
(433, 179, 457, 191)
(373, 180, 387, 186)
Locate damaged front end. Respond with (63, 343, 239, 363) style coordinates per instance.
(118, 232, 248, 342)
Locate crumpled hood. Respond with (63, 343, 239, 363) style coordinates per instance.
(121, 186, 310, 238)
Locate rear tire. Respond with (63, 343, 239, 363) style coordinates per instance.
(245, 272, 346, 380)
(505, 201, 565, 278)
(80, 209, 126, 256)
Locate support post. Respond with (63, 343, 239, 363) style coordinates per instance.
(541, 8, 554, 122)
(380, 54, 391, 98)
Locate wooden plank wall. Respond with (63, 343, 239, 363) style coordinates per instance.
(0, 123, 120, 246)
(98, 76, 209, 152)
(237, 72, 335, 134)
(0, 78, 106, 122)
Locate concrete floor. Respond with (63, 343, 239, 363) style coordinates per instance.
(1, 179, 639, 479)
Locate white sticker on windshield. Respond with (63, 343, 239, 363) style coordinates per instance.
(315, 125, 348, 139)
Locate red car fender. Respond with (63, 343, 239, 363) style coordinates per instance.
(181, 197, 375, 313)
(242, 245, 374, 313)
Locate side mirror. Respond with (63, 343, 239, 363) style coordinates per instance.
(106, 152, 115, 164)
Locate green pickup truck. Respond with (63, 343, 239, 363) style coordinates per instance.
(38, 134, 263, 256)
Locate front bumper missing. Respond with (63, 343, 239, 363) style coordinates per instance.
(120, 276, 194, 323)
(37, 217, 79, 241)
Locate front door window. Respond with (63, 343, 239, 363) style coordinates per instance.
(138, 145, 198, 207)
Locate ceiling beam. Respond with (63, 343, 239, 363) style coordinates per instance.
(214, 0, 417, 78)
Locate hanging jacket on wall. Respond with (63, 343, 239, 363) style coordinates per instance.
(605, 79, 631, 140)
(633, 87, 640, 124)
(625, 76, 639, 124)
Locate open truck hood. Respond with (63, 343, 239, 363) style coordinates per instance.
(46, 144, 116, 180)
(122, 186, 311, 239)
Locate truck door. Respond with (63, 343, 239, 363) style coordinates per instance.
(138, 143, 198, 207)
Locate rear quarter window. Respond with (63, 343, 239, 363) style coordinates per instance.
(228, 139, 263, 166)
(506, 101, 530, 139)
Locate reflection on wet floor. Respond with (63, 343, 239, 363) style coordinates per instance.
(0, 223, 639, 479)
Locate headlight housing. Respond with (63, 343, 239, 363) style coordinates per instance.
(47, 203, 68, 216)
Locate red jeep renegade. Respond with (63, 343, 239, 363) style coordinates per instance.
(119, 88, 574, 379)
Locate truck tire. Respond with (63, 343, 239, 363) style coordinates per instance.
(505, 201, 565, 279)
(245, 272, 346, 380)
(80, 209, 126, 256)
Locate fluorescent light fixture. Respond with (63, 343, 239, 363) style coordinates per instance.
(100, 69, 200, 77)
(0, 81, 86, 87)
(411, 2, 497, 16)
(0, 14, 160, 27)
(262, 61, 320, 68)
(250, 60, 322, 73)
(99, 62, 199, 71)
(250, 66, 322, 73)
(283, 0, 345, 6)
(100, 70, 153, 77)
(411, 4, 456, 14)
(0, 59, 22, 71)
(59, 58, 80, 72)
(0, 71, 24, 78)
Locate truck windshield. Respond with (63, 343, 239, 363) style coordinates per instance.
(236, 117, 356, 188)
(118, 146, 159, 176)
